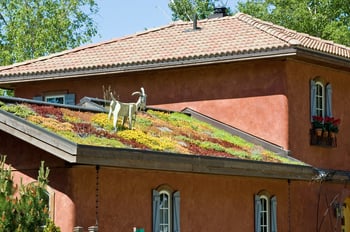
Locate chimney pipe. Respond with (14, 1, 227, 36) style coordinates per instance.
(193, 14, 198, 30)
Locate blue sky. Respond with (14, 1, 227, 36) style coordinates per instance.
(90, 1, 239, 44)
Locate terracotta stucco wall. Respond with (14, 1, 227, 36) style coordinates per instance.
(71, 166, 290, 232)
(13, 59, 289, 148)
(71, 166, 350, 232)
(286, 59, 350, 170)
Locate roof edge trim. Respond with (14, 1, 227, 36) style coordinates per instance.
(0, 48, 298, 84)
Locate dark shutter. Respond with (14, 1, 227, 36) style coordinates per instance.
(64, 94, 75, 105)
(173, 191, 180, 232)
(152, 190, 160, 232)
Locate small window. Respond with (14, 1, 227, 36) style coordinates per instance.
(152, 185, 180, 232)
(45, 95, 65, 104)
(255, 192, 277, 232)
(310, 79, 333, 120)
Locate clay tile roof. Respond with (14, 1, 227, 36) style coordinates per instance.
(0, 12, 349, 79)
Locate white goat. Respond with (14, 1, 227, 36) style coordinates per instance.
(108, 87, 147, 132)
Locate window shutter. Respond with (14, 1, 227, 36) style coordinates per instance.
(173, 191, 180, 232)
(33, 96, 43, 101)
(64, 93, 75, 105)
(326, 84, 332, 117)
(310, 80, 316, 121)
(255, 195, 261, 232)
(152, 190, 160, 232)
(271, 196, 277, 232)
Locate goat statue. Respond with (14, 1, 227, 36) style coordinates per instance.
(108, 87, 147, 132)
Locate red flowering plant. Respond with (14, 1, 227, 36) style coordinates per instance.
(329, 117, 341, 133)
(312, 116, 324, 129)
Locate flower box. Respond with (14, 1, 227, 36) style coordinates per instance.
(310, 129, 337, 147)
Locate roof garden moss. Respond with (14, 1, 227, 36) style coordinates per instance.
(0, 101, 304, 165)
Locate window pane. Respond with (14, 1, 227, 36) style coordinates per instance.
(315, 83, 324, 117)
(260, 196, 269, 232)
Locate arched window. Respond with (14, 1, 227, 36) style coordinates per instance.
(255, 191, 277, 232)
(152, 185, 180, 232)
(310, 79, 333, 120)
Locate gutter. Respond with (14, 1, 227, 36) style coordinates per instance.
(0, 48, 298, 84)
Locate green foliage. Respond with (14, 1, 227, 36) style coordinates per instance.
(0, 0, 99, 65)
(0, 104, 35, 118)
(0, 156, 60, 231)
(0, 89, 14, 96)
(168, 0, 232, 21)
(238, 0, 350, 46)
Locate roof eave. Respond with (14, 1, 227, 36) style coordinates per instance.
(76, 144, 316, 181)
(0, 48, 298, 85)
(295, 46, 350, 70)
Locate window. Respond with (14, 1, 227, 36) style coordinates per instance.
(33, 93, 75, 105)
(310, 79, 332, 120)
(152, 186, 180, 232)
(45, 95, 65, 104)
(255, 193, 277, 232)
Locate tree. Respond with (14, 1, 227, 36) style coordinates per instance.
(238, 0, 350, 46)
(168, 0, 232, 21)
(0, 0, 98, 65)
(0, 156, 60, 231)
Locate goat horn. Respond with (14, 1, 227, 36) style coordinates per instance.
(132, 91, 141, 96)
(141, 87, 145, 95)
(110, 92, 117, 101)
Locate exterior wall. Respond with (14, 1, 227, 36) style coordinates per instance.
(286, 59, 350, 170)
(73, 166, 290, 232)
(13, 59, 289, 148)
(0, 131, 75, 232)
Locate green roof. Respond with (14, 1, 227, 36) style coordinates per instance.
(0, 97, 305, 165)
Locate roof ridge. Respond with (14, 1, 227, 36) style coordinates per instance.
(236, 12, 350, 53)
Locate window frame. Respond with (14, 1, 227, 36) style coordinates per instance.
(159, 190, 171, 232)
(259, 195, 270, 232)
(315, 81, 325, 118)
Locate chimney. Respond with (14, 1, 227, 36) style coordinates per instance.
(208, 7, 228, 19)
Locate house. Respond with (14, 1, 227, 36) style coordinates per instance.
(0, 12, 350, 231)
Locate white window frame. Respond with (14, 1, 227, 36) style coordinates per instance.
(260, 195, 270, 232)
(159, 190, 171, 232)
(315, 81, 325, 118)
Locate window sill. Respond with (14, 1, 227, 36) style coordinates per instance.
(310, 129, 337, 147)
